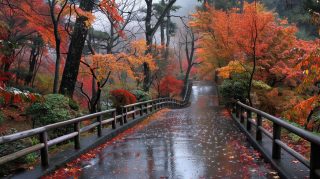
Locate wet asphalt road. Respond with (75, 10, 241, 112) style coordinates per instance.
(73, 82, 276, 179)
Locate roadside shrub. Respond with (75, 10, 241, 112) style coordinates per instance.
(0, 128, 38, 176)
(23, 137, 39, 163)
(69, 99, 80, 111)
(26, 103, 49, 128)
(131, 90, 151, 102)
(159, 76, 183, 97)
(219, 78, 248, 106)
(110, 89, 137, 107)
(110, 89, 137, 115)
(25, 94, 77, 139)
(24, 153, 37, 163)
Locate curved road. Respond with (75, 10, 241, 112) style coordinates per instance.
(51, 82, 278, 179)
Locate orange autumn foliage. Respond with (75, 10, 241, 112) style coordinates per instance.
(110, 89, 137, 107)
(285, 96, 319, 126)
(159, 76, 183, 97)
(191, 2, 320, 128)
(285, 46, 320, 126)
(191, 2, 301, 83)
(79, 40, 157, 85)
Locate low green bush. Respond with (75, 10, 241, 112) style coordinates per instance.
(219, 77, 248, 106)
(131, 90, 151, 102)
(69, 98, 80, 111)
(25, 94, 78, 139)
(23, 153, 37, 163)
(0, 128, 38, 176)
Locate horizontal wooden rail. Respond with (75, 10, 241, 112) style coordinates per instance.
(80, 122, 100, 133)
(234, 101, 320, 179)
(258, 126, 273, 139)
(0, 86, 192, 169)
(274, 139, 310, 167)
(0, 143, 45, 165)
(47, 132, 79, 147)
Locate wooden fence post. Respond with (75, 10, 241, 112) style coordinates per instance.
(246, 110, 252, 131)
(120, 107, 124, 126)
(140, 104, 143, 116)
(235, 104, 239, 118)
(132, 106, 136, 119)
(39, 131, 49, 167)
(146, 102, 149, 114)
(151, 102, 154, 112)
(310, 142, 320, 179)
(240, 107, 244, 123)
(256, 114, 262, 141)
(97, 115, 102, 137)
(112, 111, 116, 129)
(74, 122, 81, 149)
(124, 107, 128, 124)
(272, 123, 281, 159)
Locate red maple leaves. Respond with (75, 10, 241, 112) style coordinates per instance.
(159, 76, 183, 97)
(110, 89, 137, 106)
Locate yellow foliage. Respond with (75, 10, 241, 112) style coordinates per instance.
(80, 40, 157, 83)
(217, 60, 246, 79)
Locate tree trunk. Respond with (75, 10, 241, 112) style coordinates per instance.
(165, 9, 171, 60)
(52, 32, 61, 93)
(143, 0, 153, 92)
(107, 22, 115, 54)
(31, 50, 43, 87)
(59, 0, 95, 96)
(25, 45, 39, 86)
(160, 0, 166, 48)
(183, 66, 192, 97)
(89, 85, 102, 113)
(2, 53, 14, 72)
(50, 9, 62, 93)
(248, 6, 258, 107)
(143, 62, 151, 91)
(160, 23, 165, 47)
(248, 57, 255, 106)
(143, 0, 176, 92)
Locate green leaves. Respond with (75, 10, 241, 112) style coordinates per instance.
(26, 94, 79, 128)
(131, 90, 151, 102)
(219, 77, 248, 105)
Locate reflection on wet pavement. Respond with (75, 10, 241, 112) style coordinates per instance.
(66, 82, 278, 179)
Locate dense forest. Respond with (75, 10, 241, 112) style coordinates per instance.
(0, 0, 319, 176)
(201, 0, 319, 39)
(195, 0, 320, 130)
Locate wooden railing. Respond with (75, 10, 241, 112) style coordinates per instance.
(0, 96, 190, 168)
(233, 101, 320, 179)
